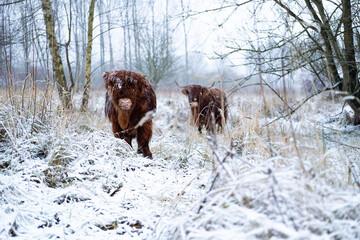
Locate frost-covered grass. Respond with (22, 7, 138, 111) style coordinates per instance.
(0, 88, 360, 239)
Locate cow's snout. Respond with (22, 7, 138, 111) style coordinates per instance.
(119, 98, 132, 110)
(190, 102, 199, 107)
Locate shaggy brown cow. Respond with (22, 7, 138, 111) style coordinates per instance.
(175, 80, 228, 133)
(104, 70, 156, 158)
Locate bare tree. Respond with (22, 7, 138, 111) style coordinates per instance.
(126, 0, 132, 68)
(132, 0, 141, 67)
(0, 0, 25, 7)
(0, 2, 17, 97)
(41, 0, 72, 109)
(215, 0, 360, 124)
(81, 0, 97, 111)
(105, 1, 115, 69)
(97, 0, 105, 73)
(64, 0, 75, 95)
(275, 0, 360, 123)
(73, 0, 87, 92)
(180, 0, 189, 83)
(133, 0, 177, 89)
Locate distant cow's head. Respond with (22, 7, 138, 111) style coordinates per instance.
(175, 80, 215, 108)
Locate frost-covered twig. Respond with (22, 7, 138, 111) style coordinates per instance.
(349, 160, 360, 189)
(197, 138, 235, 213)
(176, 171, 203, 199)
(206, 134, 235, 179)
(322, 133, 360, 188)
(120, 110, 156, 135)
(340, 149, 360, 189)
(267, 168, 298, 230)
(264, 83, 341, 127)
(324, 135, 360, 150)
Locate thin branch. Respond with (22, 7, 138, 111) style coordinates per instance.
(197, 139, 234, 214)
(264, 82, 341, 127)
(0, 0, 25, 7)
(274, 0, 318, 32)
(324, 135, 360, 150)
(263, 78, 294, 112)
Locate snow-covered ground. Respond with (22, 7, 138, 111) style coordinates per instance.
(0, 89, 359, 239)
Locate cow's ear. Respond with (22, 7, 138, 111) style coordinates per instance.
(103, 72, 110, 89)
(181, 88, 189, 95)
(107, 71, 118, 87)
(201, 88, 209, 95)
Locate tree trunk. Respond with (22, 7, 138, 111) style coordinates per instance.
(304, 0, 360, 123)
(81, 0, 96, 112)
(126, 0, 132, 68)
(342, 0, 360, 123)
(123, 25, 127, 68)
(74, 6, 81, 92)
(98, 0, 105, 73)
(107, 13, 114, 69)
(132, 0, 139, 67)
(41, 0, 72, 109)
(304, 0, 342, 85)
(180, 0, 189, 83)
(64, 0, 75, 94)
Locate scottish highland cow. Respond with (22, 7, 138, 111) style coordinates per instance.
(175, 80, 228, 133)
(104, 70, 156, 158)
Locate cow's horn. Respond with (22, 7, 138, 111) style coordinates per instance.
(207, 80, 215, 88)
(174, 79, 185, 88)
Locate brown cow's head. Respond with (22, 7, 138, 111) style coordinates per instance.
(103, 71, 144, 111)
(175, 80, 215, 108)
(181, 85, 203, 108)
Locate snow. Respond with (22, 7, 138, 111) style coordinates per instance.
(0, 90, 360, 239)
(117, 80, 122, 90)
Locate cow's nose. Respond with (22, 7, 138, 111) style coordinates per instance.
(119, 98, 132, 110)
(190, 102, 199, 107)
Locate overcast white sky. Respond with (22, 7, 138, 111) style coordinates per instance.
(91, 0, 258, 77)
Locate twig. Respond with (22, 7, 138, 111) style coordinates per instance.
(348, 159, 360, 189)
(176, 171, 203, 199)
(324, 136, 360, 189)
(267, 168, 286, 225)
(197, 139, 234, 214)
(0, 0, 25, 7)
(349, 162, 360, 189)
(206, 135, 234, 179)
(267, 168, 298, 230)
(324, 135, 360, 150)
(264, 83, 340, 127)
(109, 182, 123, 197)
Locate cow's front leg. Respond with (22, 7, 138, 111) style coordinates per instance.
(136, 121, 153, 158)
(124, 133, 133, 147)
(113, 123, 133, 147)
(112, 121, 123, 139)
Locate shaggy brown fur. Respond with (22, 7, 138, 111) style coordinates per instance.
(180, 84, 228, 133)
(104, 70, 156, 158)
